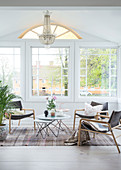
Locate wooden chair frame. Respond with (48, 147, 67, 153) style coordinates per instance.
(73, 109, 109, 130)
(78, 115, 121, 154)
(9, 108, 36, 133)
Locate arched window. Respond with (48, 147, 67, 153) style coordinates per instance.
(18, 24, 82, 39)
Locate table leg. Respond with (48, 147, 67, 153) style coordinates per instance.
(60, 120, 72, 133)
(36, 120, 55, 138)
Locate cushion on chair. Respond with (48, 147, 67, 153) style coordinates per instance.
(11, 110, 25, 115)
(91, 101, 108, 117)
(108, 110, 121, 128)
(75, 113, 95, 119)
(85, 103, 103, 116)
(81, 120, 108, 132)
(11, 113, 34, 120)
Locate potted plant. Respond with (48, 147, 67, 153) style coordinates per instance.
(0, 81, 20, 140)
(46, 96, 57, 116)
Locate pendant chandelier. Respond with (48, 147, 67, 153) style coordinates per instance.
(39, 10, 55, 47)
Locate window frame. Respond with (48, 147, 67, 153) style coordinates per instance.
(75, 42, 119, 103)
(26, 40, 74, 102)
(0, 41, 26, 100)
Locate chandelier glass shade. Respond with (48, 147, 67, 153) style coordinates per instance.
(39, 11, 55, 46)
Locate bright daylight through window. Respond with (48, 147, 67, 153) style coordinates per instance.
(32, 47, 69, 97)
(0, 48, 20, 95)
(19, 24, 82, 40)
(80, 48, 117, 97)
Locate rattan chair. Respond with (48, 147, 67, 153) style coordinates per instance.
(8, 101, 36, 133)
(78, 111, 121, 153)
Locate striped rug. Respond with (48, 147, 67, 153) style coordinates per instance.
(0, 127, 119, 146)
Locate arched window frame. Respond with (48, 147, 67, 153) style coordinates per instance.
(18, 24, 82, 40)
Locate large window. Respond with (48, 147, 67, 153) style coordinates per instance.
(80, 48, 117, 97)
(0, 48, 20, 95)
(32, 47, 69, 97)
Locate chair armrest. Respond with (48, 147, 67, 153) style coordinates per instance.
(97, 110, 109, 116)
(80, 118, 110, 125)
(96, 115, 110, 119)
(74, 109, 85, 118)
(74, 109, 85, 113)
(22, 108, 35, 112)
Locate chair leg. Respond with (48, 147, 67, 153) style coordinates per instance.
(18, 120, 21, 126)
(34, 121, 36, 130)
(78, 122, 81, 146)
(33, 110, 36, 130)
(9, 114, 11, 134)
(93, 133, 95, 138)
(73, 113, 76, 130)
(109, 127, 120, 154)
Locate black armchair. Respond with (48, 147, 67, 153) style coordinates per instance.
(78, 110, 121, 153)
(8, 101, 36, 133)
(73, 101, 109, 130)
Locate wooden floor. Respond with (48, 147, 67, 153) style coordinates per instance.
(0, 119, 121, 170)
(0, 146, 121, 170)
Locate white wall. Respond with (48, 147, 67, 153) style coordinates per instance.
(22, 101, 118, 118)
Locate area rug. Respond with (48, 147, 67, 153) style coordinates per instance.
(0, 127, 120, 146)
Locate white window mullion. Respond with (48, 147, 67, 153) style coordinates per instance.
(13, 48, 15, 93)
(36, 48, 40, 96)
(27, 41, 74, 102)
(86, 49, 88, 96)
(109, 48, 111, 97)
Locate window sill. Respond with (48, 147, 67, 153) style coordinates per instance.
(75, 96, 118, 103)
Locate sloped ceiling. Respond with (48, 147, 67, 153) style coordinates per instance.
(0, 8, 121, 43)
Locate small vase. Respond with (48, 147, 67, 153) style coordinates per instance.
(50, 109, 55, 117)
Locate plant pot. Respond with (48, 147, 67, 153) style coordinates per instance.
(50, 109, 55, 117)
(0, 124, 8, 141)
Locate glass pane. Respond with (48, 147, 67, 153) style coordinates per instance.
(62, 76, 68, 89)
(0, 48, 20, 95)
(54, 26, 68, 36)
(32, 55, 38, 66)
(111, 69, 117, 76)
(14, 48, 20, 55)
(32, 67, 37, 76)
(80, 48, 117, 97)
(32, 26, 43, 34)
(63, 69, 68, 76)
(39, 89, 48, 96)
(32, 48, 69, 96)
(111, 49, 117, 54)
(80, 57, 86, 68)
(80, 77, 86, 88)
(22, 31, 39, 39)
(32, 90, 38, 96)
(21, 25, 80, 39)
(111, 55, 117, 68)
(111, 77, 117, 89)
(62, 90, 68, 96)
(80, 88, 92, 96)
(56, 31, 78, 39)
(14, 55, 20, 68)
(32, 76, 38, 89)
(32, 48, 38, 55)
(87, 48, 110, 55)
(80, 69, 86, 75)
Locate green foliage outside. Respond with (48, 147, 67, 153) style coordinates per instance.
(80, 48, 117, 96)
